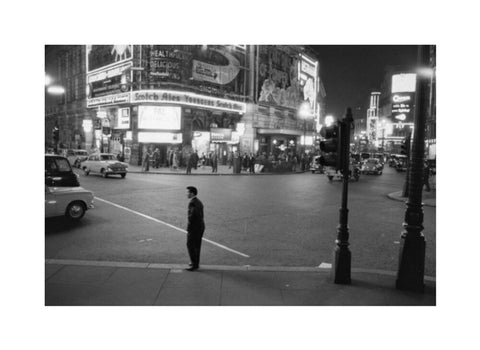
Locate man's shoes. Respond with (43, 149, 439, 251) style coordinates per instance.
(185, 266, 198, 271)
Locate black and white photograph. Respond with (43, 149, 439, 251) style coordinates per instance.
(3, 0, 479, 349)
(44, 44, 436, 306)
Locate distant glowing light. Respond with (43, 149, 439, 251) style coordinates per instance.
(47, 85, 65, 95)
(325, 115, 334, 126)
(417, 67, 434, 78)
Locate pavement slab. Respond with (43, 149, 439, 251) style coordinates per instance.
(45, 260, 436, 306)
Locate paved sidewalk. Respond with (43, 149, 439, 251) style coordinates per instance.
(126, 164, 304, 176)
(45, 259, 436, 306)
(388, 189, 436, 207)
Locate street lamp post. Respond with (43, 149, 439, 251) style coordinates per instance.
(333, 107, 354, 284)
(396, 45, 431, 292)
(46, 77, 66, 154)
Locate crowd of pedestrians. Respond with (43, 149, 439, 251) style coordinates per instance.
(140, 146, 316, 174)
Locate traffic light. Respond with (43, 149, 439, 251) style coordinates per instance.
(319, 122, 346, 170)
(401, 133, 411, 157)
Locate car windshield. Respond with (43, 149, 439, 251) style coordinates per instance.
(76, 151, 88, 156)
(54, 158, 72, 172)
(366, 159, 378, 164)
(100, 154, 116, 161)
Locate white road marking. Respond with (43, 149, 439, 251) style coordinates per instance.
(318, 262, 332, 269)
(94, 196, 250, 258)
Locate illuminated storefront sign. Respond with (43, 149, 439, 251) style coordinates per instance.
(138, 106, 181, 130)
(138, 132, 183, 144)
(116, 108, 130, 129)
(131, 90, 246, 114)
(82, 119, 92, 132)
(210, 128, 232, 142)
(87, 92, 130, 107)
(87, 62, 132, 99)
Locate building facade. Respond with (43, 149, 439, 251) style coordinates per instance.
(45, 45, 326, 166)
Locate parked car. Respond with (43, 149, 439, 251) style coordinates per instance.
(394, 156, 408, 172)
(45, 154, 80, 187)
(81, 153, 128, 178)
(45, 185, 94, 220)
(309, 155, 324, 174)
(66, 149, 89, 168)
(360, 158, 383, 175)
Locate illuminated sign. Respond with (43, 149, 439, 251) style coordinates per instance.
(138, 106, 181, 130)
(131, 90, 246, 114)
(192, 47, 240, 85)
(210, 128, 232, 142)
(298, 54, 318, 115)
(87, 62, 131, 99)
(82, 119, 92, 132)
(392, 73, 416, 93)
(138, 132, 183, 144)
(87, 45, 133, 73)
(116, 108, 130, 129)
(392, 95, 411, 103)
(391, 92, 414, 122)
(87, 92, 130, 107)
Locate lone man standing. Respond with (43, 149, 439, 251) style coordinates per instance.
(185, 186, 205, 271)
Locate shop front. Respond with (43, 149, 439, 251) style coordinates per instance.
(257, 128, 303, 158)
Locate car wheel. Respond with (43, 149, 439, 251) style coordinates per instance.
(65, 201, 86, 220)
(83, 167, 90, 175)
(311, 170, 315, 174)
(101, 169, 108, 178)
(327, 176, 333, 181)
(121, 173, 126, 178)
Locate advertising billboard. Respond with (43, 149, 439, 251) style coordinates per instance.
(138, 106, 181, 130)
(391, 92, 414, 122)
(87, 45, 133, 73)
(142, 45, 246, 99)
(87, 62, 132, 99)
(391, 73, 416, 93)
(257, 46, 317, 111)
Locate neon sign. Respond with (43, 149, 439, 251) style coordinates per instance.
(131, 90, 246, 114)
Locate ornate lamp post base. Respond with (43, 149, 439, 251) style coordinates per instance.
(333, 242, 351, 284)
(396, 227, 426, 292)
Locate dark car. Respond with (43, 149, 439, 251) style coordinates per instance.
(360, 158, 383, 175)
(45, 154, 80, 187)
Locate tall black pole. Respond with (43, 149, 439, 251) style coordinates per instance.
(333, 107, 353, 284)
(396, 45, 431, 292)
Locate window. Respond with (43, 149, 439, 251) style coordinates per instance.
(55, 158, 72, 172)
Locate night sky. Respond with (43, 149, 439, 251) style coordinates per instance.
(310, 45, 419, 119)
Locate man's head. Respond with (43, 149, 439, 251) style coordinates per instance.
(187, 186, 198, 199)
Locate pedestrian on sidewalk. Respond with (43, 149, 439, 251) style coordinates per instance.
(423, 160, 431, 192)
(248, 152, 256, 174)
(142, 148, 151, 172)
(186, 152, 192, 174)
(153, 148, 160, 168)
(185, 186, 205, 271)
(227, 151, 233, 169)
(211, 152, 218, 173)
